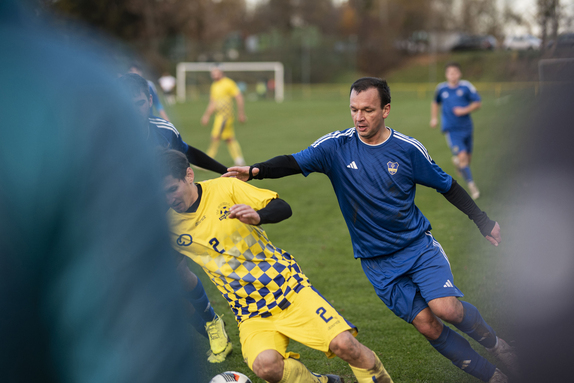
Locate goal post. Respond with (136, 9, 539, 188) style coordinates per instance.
(176, 61, 285, 103)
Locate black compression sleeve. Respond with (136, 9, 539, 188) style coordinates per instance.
(441, 179, 496, 237)
(251, 155, 302, 180)
(257, 198, 292, 224)
(186, 145, 227, 175)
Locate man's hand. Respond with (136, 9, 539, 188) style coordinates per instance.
(453, 106, 469, 116)
(200, 115, 210, 126)
(485, 222, 501, 246)
(222, 166, 258, 181)
(430, 117, 438, 128)
(238, 113, 246, 123)
(229, 204, 260, 225)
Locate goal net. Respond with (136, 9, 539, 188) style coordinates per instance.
(176, 62, 285, 103)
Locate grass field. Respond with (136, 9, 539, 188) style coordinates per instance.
(166, 84, 532, 383)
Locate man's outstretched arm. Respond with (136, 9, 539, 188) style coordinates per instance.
(186, 145, 227, 174)
(223, 155, 302, 181)
(441, 179, 501, 246)
(228, 198, 292, 225)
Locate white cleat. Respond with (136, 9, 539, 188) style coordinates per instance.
(468, 181, 480, 200)
(488, 368, 508, 383)
(488, 338, 519, 376)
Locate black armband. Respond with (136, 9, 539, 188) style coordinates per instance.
(441, 179, 496, 237)
(257, 198, 292, 224)
(186, 146, 227, 175)
(251, 155, 302, 180)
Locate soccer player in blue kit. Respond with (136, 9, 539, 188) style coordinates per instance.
(430, 62, 482, 199)
(225, 78, 516, 382)
(118, 72, 233, 363)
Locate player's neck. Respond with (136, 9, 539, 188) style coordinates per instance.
(448, 80, 460, 88)
(186, 183, 201, 213)
(359, 126, 390, 146)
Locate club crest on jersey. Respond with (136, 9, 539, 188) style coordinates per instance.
(218, 203, 230, 221)
(176, 234, 192, 246)
(387, 161, 399, 175)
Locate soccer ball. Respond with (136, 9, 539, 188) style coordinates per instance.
(209, 371, 252, 383)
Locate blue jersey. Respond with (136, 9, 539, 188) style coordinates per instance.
(292, 127, 452, 258)
(434, 80, 480, 133)
(148, 116, 189, 153)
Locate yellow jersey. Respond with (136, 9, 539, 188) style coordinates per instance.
(210, 77, 240, 120)
(167, 177, 311, 324)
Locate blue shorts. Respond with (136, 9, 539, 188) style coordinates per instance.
(445, 130, 473, 155)
(360, 232, 463, 323)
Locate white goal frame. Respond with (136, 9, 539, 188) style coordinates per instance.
(176, 62, 285, 103)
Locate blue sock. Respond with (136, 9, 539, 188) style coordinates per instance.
(187, 278, 216, 323)
(189, 312, 208, 338)
(460, 166, 473, 183)
(454, 301, 497, 349)
(429, 325, 496, 382)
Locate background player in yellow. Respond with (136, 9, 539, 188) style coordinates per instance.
(201, 66, 247, 166)
(159, 149, 393, 383)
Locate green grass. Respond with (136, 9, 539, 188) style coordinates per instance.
(165, 85, 533, 382)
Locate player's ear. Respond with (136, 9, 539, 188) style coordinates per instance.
(185, 167, 194, 184)
(383, 103, 391, 118)
(148, 94, 153, 107)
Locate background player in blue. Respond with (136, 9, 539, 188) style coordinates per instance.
(119, 73, 228, 176)
(430, 62, 482, 199)
(118, 72, 233, 363)
(225, 78, 517, 382)
(129, 62, 171, 122)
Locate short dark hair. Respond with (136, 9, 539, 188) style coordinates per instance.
(157, 149, 189, 181)
(350, 77, 391, 107)
(118, 73, 150, 99)
(445, 62, 461, 71)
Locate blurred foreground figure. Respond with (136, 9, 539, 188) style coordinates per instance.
(506, 80, 574, 382)
(0, 1, 203, 382)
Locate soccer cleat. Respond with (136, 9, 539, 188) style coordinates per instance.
(205, 314, 230, 355)
(468, 181, 480, 200)
(488, 338, 519, 376)
(488, 368, 508, 383)
(325, 374, 344, 383)
(451, 156, 460, 167)
(206, 341, 233, 363)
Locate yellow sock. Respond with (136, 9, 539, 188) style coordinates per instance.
(226, 140, 244, 165)
(278, 358, 328, 383)
(349, 353, 393, 383)
(207, 140, 220, 158)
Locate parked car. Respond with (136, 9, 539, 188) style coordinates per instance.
(451, 35, 497, 51)
(503, 35, 541, 50)
(547, 32, 574, 50)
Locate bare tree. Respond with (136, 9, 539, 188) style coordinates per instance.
(538, 0, 560, 50)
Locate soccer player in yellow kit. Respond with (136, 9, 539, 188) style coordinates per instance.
(159, 149, 393, 383)
(201, 67, 246, 166)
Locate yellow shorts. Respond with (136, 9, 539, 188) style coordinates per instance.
(211, 114, 235, 140)
(238, 286, 357, 369)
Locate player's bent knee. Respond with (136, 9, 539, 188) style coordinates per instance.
(252, 350, 284, 382)
(432, 302, 464, 324)
(329, 331, 361, 361)
(415, 321, 443, 340)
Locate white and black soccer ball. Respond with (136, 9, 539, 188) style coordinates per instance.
(209, 371, 252, 383)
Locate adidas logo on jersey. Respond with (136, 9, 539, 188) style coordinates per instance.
(347, 161, 358, 169)
(443, 280, 454, 288)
